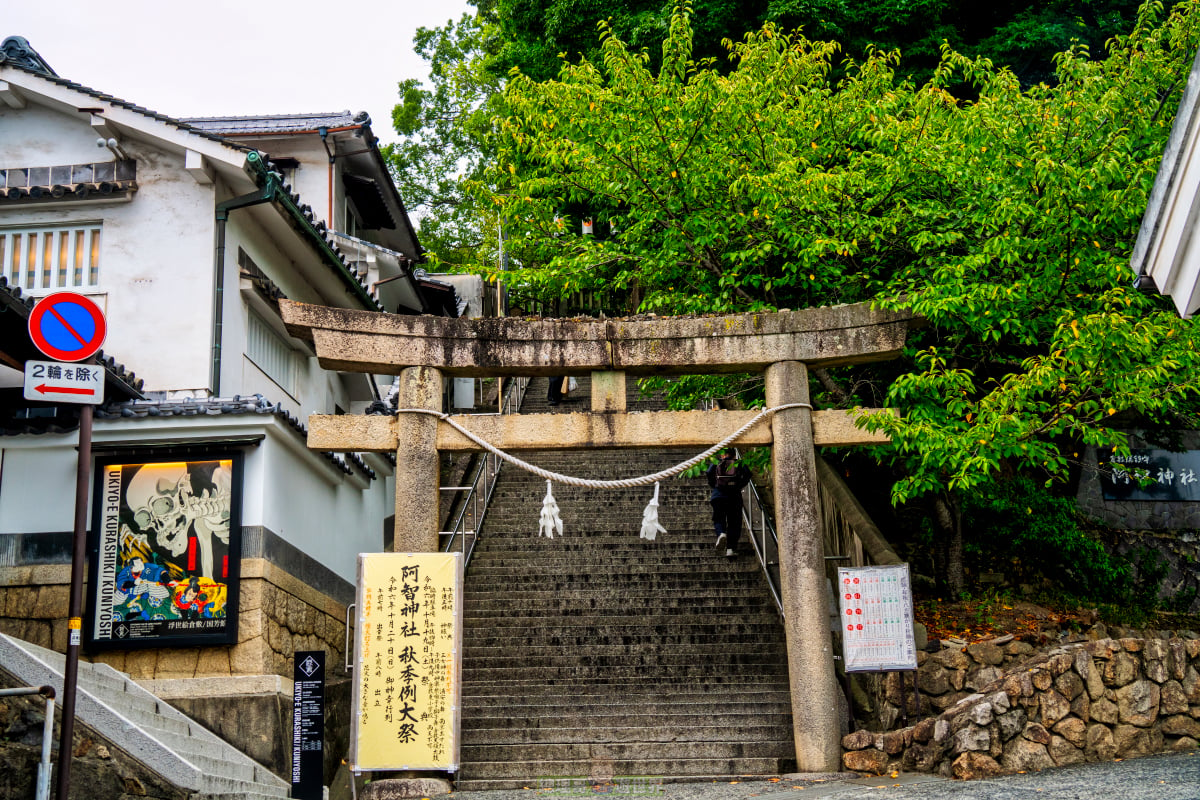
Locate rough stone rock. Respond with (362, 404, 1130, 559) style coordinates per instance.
(1031, 669, 1053, 691)
(1053, 716, 1088, 748)
(843, 748, 889, 774)
(968, 701, 995, 727)
(1048, 653, 1074, 676)
(1187, 639, 1200, 659)
(1007, 641, 1035, 656)
(1086, 657, 1107, 700)
(1091, 697, 1119, 725)
(918, 666, 952, 696)
(1122, 638, 1144, 653)
(1115, 679, 1160, 727)
(1048, 735, 1087, 767)
(1144, 639, 1166, 660)
(1145, 659, 1168, 684)
(987, 690, 1011, 713)
(968, 643, 1005, 666)
(881, 730, 907, 755)
(1085, 623, 1108, 641)
(952, 751, 1004, 780)
(1086, 724, 1117, 761)
(1160, 715, 1200, 739)
(929, 691, 970, 711)
(934, 719, 950, 744)
(902, 741, 945, 772)
(1113, 724, 1164, 758)
(361, 778, 453, 799)
(1055, 671, 1084, 701)
(1170, 736, 1199, 751)
(911, 717, 936, 744)
(1022, 722, 1052, 745)
(1039, 690, 1071, 728)
(1002, 737, 1054, 772)
(932, 648, 972, 670)
(1074, 648, 1092, 680)
(949, 669, 967, 692)
(950, 724, 993, 754)
(1168, 641, 1187, 681)
(1070, 690, 1090, 722)
(842, 730, 876, 751)
(1161, 680, 1189, 716)
(1185, 666, 1200, 704)
(968, 666, 1003, 692)
(997, 708, 1027, 742)
(1104, 652, 1140, 687)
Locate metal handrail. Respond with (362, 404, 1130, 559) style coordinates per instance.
(441, 377, 529, 565)
(742, 480, 784, 617)
(0, 685, 56, 800)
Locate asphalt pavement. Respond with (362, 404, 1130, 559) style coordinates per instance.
(443, 752, 1200, 800)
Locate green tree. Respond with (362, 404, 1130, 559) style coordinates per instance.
(383, 12, 506, 269)
(485, 0, 1200, 593)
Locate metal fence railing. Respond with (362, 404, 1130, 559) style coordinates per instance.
(439, 377, 529, 566)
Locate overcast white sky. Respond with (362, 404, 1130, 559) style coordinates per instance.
(4, 0, 472, 144)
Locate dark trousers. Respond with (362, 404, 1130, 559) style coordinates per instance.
(547, 377, 564, 404)
(711, 496, 743, 549)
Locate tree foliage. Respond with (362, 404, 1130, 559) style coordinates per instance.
(485, 0, 1200, 517)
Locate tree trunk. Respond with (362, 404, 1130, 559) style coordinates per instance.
(933, 491, 965, 597)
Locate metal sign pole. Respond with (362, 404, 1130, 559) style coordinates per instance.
(55, 401, 92, 800)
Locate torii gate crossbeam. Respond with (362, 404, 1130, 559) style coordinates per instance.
(280, 299, 914, 775)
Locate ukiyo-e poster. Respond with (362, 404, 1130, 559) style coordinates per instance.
(351, 552, 462, 772)
(86, 454, 242, 650)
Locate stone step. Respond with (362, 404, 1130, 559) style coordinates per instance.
(463, 712, 794, 734)
(455, 763, 786, 791)
(463, 633, 782, 652)
(460, 740, 794, 763)
(462, 722, 795, 745)
(461, 664, 788, 682)
(0, 634, 288, 797)
(461, 687, 792, 707)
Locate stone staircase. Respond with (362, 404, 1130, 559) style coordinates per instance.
(0, 633, 289, 799)
(457, 376, 795, 789)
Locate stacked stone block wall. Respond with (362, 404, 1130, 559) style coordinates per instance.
(842, 637, 1200, 778)
(0, 559, 347, 680)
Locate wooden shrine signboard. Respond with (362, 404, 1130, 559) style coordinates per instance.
(351, 552, 463, 772)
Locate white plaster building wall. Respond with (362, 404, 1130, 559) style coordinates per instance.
(0, 439, 79, 533)
(252, 427, 389, 580)
(0, 109, 217, 394)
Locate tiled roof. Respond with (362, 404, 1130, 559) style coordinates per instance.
(181, 111, 368, 135)
(0, 57, 251, 155)
(95, 394, 376, 481)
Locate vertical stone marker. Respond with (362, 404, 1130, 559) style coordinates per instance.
(766, 360, 842, 772)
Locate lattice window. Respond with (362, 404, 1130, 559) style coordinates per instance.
(0, 224, 101, 292)
(246, 308, 301, 398)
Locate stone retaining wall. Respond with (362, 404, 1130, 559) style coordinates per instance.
(0, 558, 347, 680)
(842, 637, 1200, 779)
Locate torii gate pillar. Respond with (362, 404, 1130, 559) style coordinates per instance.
(767, 361, 841, 772)
(393, 365, 443, 552)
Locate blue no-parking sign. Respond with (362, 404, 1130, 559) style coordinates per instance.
(28, 292, 107, 362)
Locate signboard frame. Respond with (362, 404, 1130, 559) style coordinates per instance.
(350, 552, 463, 773)
(23, 359, 105, 405)
(84, 451, 243, 651)
(292, 650, 326, 800)
(837, 563, 918, 673)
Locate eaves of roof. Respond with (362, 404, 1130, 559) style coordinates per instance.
(95, 394, 376, 481)
(0, 59, 252, 159)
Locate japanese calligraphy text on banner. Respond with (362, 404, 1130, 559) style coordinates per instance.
(351, 552, 462, 772)
(837, 563, 917, 673)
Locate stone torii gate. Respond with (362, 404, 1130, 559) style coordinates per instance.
(280, 299, 913, 774)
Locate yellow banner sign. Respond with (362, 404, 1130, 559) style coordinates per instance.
(351, 552, 462, 771)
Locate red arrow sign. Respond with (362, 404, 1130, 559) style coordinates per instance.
(35, 384, 96, 396)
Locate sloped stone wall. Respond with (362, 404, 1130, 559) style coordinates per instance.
(842, 637, 1200, 778)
